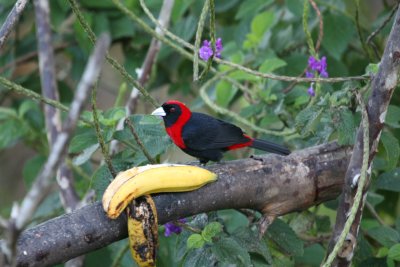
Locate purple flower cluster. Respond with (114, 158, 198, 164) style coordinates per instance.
(306, 56, 328, 97)
(199, 38, 223, 61)
(306, 56, 328, 78)
(164, 218, 187, 237)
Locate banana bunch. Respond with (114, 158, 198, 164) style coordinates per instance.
(102, 164, 217, 266)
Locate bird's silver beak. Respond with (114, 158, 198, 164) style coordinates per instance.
(151, 107, 166, 116)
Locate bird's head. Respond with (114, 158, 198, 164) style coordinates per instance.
(151, 100, 192, 127)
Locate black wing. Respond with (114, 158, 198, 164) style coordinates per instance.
(182, 112, 249, 151)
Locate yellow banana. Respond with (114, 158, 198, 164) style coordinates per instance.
(102, 164, 217, 219)
(127, 195, 158, 267)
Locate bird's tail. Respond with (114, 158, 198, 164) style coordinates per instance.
(250, 139, 290, 155)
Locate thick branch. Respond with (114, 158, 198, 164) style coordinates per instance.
(327, 6, 400, 266)
(15, 142, 350, 267)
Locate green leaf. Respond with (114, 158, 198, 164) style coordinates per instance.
(110, 17, 135, 39)
(376, 168, 400, 192)
(139, 115, 162, 125)
(211, 237, 252, 266)
(172, 15, 196, 41)
(294, 243, 325, 266)
(72, 143, 99, 165)
(18, 100, 38, 118)
(367, 226, 400, 247)
(187, 234, 205, 249)
(216, 80, 238, 108)
(69, 131, 98, 153)
(93, 13, 109, 36)
(0, 107, 17, 120)
(0, 119, 28, 149)
(92, 159, 132, 199)
(183, 247, 214, 267)
(103, 107, 126, 121)
(386, 105, 400, 128)
(388, 244, 400, 261)
(229, 70, 260, 81)
(23, 155, 46, 188)
(240, 103, 264, 118)
(232, 226, 272, 264)
(243, 11, 275, 49)
(267, 219, 304, 256)
(337, 109, 356, 145)
(367, 192, 385, 207)
(259, 57, 287, 73)
(289, 212, 314, 234)
(365, 63, 379, 75)
(295, 106, 324, 136)
(235, 0, 272, 20)
(381, 130, 400, 170)
(322, 13, 355, 59)
(251, 11, 274, 36)
(201, 222, 223, 242)
(316, 215, 331, 232)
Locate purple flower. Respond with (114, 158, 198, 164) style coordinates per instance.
(215, 38, 223, 58)
(164, 218, 187, 237)
(307, 56, 328, 77)
(199, 38, 223, 61)
(305, 71, 314, 78)
(307, 84, 315, 97)
(305, 55, 328, 96)
(199, 41, 213, 61)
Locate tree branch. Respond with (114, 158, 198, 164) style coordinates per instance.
(33, 1, 82, 264)
(109, 0, 174, 155)
(326, 6, 400, 266)
(0, 0, 30, 50)
(14, 142, 350, 267)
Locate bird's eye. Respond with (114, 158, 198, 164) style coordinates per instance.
(170, 107, 176, 112)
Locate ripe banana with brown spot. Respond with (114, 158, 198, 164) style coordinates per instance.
(102, 164, 217, 219)
(127, 195, 158, 267)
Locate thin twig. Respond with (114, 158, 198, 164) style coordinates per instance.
(91, 82, 117, 178)
(0, 43, 69, 74)
(109, 0, 174, 156)
(124, 118, 156, 164)
(193, 0, 209, 81)
(365, 201, 386, 226)
(200, 73, 296, 137)
(0, 76, 93, 125)
(129, 0, 174, 114)
(283, 0, 323, 94)
(0, 0, 30, 50)
(354, 0, 372, 59)
(308, 0, 323, 52)
(366, 2, 399, 45)
(322, 92, 369, 267)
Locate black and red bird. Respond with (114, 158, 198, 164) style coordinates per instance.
(152, 100, 290, 164)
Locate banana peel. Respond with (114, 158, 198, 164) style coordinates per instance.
(127, 195, 158, 267)
(102, 164, 217, 267)
(102, 164, 217, 219)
